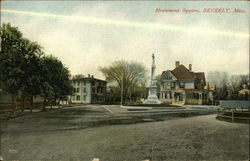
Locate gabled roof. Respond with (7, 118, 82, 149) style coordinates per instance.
(171, 65, 194, 80)
(195, 72, 205, 80)
(189, 71, 197, 79)
(161, 70, 177, 80)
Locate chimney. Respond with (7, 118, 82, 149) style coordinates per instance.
(189, 64, 192, 71)
(175, 61, 180, 68)
(91, 75, 94, 79)
(88, 74, 90, 78)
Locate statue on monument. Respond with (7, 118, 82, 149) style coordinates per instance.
(143, 53, 162, 104)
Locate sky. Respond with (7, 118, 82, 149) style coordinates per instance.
(1, 1, 249, 80)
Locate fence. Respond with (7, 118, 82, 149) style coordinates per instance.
(217, 100, 249, 122)
(219, 100, 249, 109)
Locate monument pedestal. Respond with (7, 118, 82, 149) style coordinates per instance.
(143, 54, 161, 105)
(143, 82, 161, 104)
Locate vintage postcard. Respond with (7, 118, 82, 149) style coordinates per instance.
(0, 1, 249, 161)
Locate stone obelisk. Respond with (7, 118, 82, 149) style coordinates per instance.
(143, 54, 161, 104)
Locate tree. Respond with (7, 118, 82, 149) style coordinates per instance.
(128, 82, 147, 102)
(99, 60, 147, 104)
(155, 75, 161, 91)
(0, 23, 45, 113)
(0, 23, 25, 114)
(207, 71, 249, 100)
(20, 38, 44, 112)
(228, 75, 241, 99)
(238, 74, 249, 88)
(0, 23, 72, 113)
(207, 71, 229, 100)
(40, 55, 73, 110)
(227, 74, 249, 99)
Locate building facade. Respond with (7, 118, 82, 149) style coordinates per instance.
(160, 61, 212, 105)
(71, 75, 113, 104)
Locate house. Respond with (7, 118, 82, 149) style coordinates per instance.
(71, 74, 113, 104)
(159, 61, 211, 105)
(238, 84, 249, 99)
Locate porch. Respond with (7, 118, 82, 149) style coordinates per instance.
(160, 89, 209, 105)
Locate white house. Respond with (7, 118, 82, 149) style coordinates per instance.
(71, 74, 113, 104)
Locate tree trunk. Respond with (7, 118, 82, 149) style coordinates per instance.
(21, 96, 25, 112)
(42, 98, 46, 111)
(23, 97, 26, 112)
(58, 99, 60, 108)
(30, 96, 33, 113)
(123, 89, 129, 104)
(68, 96, 72, 105)
(12, 97, 16, 115)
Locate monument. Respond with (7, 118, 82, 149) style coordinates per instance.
(143, 54, 162, 104)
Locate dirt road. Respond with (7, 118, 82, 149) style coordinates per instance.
(1, 106, 248, 161)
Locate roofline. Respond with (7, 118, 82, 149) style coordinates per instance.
(71, 77, 107, 83)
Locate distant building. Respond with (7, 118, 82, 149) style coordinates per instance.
(159, 61, 212, 105)
(238, 84, 249, 97)
(71, 74, 113, 104)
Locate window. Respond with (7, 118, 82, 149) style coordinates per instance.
(83, 87, 86, 93)
(164, 93, 172, 99)
(76, 88, 80, 93)
(83, 95, 86, 101)
(171, 82, 175, 88)
(83, 82, 86, 86)
(164, 82, 170, 89)
(77, 81, 80, 86)
(165, 75, 172, 80)
(179, 82, 185, 88)
(76, 95, 80, 100)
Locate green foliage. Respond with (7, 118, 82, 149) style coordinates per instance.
(156, 75, 161, 91)
(40, 55, 73, 104)
(21, 39, 44, 99)
(0, 23, 73, 112)
(0, 23, 24, 97)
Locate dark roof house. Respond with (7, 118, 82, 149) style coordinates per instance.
(160, 61, 211, 105)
